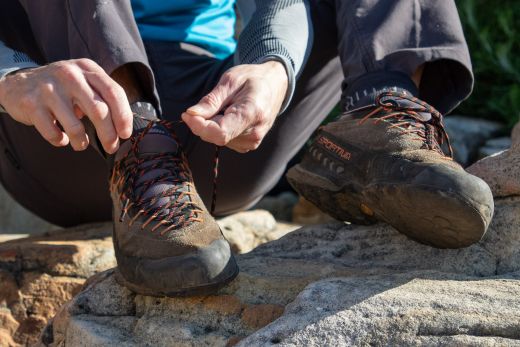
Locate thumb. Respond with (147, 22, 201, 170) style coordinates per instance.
(186, 83, 231, 119)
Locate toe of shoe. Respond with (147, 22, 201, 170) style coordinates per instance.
(115, 238, 239, 296)
(415, 165, 494, 224)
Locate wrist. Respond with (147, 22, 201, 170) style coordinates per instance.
(261, 60, 288, 86)
(258, 56, 295, 114)
(260, 60, 289, 108)
(0, 68, 36, 112)
(262, 59, 286, 73)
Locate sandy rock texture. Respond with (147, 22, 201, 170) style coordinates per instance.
(468, 121, 520, 197)
(244, 271, 520, 346)
(0, 223, 115, 347)
(218, 210, 299, 254)
(39, 196, 520, 347)
(0, 211, 294, 346)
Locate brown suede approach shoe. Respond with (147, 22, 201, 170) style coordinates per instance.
(287, 91, 494, 249)
(109, 115, 238, 297)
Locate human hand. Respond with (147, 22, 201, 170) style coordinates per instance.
(0, 59, 133, 154)
(182, 61, 288, 153)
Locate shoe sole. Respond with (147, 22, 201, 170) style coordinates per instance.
(114, 238, 239, 297)
(114, 262, 239, 297)
(287, 164, 489, 249)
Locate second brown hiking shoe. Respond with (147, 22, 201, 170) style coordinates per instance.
(110, 114, 238, 296)
(287, 91, 494, 249)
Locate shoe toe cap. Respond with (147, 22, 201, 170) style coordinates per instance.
(115, 238, 239, 296)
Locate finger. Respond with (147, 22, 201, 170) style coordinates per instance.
(186, 82, 233, 119)
(31, 111, 69, 147)
(85, 71, 132, 140)
(85, 102, 119, 154)
(217, 104, 254, 139)
(182, 112, 229, 146)
(208, 99, 260, 145)
(226, 126, 268, 153)
(73, 73, 120, 154)
(225, 139, 251, 153)
(69, 75, 109, 124)
(183, 99, 257, 146)
(48, 94, 89, 151)
(69, 77, 121, 152)
(217, 99, 267, 152)
(73, 104, 84, 119)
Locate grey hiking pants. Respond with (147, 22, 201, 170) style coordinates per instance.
(0, 0, 472, 226)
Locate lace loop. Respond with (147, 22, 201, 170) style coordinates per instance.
(359, 91, 453, 157)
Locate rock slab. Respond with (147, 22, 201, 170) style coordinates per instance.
(218, 210, 298, 254)
(0, 211, 294, 346)
(40, 197, 520, 347)
(244, 272, 520, 346)
(468, 121, 520, 197)
(0, 223, 115, 347)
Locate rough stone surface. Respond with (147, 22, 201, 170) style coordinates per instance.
(41, 197, 520, 347)
(243, 271, 520, 346)
(0, 223, 115, 346)
(0, 210, 293, 345)
(218, 210, 299, 254)
(444, 115, 503, 166)
(468, 121, 520, 197)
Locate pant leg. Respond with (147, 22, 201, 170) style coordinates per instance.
(147, 0, 342, 215)
(14, 0, 157, 105)
(0, 116, 111, 227)
(0, 0, 155, 226)
(334, 0, 474, 114)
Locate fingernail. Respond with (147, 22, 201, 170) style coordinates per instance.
(187, 105, 203, 116)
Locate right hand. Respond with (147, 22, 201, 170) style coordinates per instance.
(0, 58, 133, 154)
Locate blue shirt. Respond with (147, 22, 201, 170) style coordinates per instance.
(131, 0, 237, 59)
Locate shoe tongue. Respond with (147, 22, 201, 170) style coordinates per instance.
(137, 125, 179, 154)
(379, 95, 432, 122)
(114, 122, 179, 161)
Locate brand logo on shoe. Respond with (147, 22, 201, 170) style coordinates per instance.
(317, 136, 352, 160)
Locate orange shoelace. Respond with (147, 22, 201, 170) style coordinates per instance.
(358, 91, 453, 157)
(110, 117, 220, 235)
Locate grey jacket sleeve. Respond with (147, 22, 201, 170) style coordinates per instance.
(235, 0, 313, 113)
(0, 39, 39, 78)
(0, 40, 39, 112)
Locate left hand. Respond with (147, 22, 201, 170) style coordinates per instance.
(181, 61, 288, 153)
